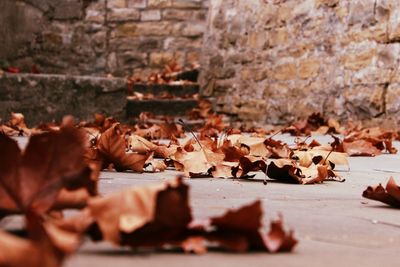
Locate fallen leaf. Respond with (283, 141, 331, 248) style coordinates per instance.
(342, 140, 382, 156)
(88, 177, 192, 247)
(362, 177, 400, 208)
(0, 128, 97, 216)
(94, 123, 151, 172)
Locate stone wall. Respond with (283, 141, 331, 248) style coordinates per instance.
(1, 0, 209, 77)
(200, 0, 400, 124)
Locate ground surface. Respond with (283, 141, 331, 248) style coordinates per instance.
(6, 135, 400, 267)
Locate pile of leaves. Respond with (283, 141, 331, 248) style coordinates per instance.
(0, 128, 297, 266)
(127, 61, 198, 89)
(2, 109, 399, 185)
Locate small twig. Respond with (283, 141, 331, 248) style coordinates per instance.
(178, 119, 203, 149)
(268, 128, 283, 139)
(323, 149, 334, 165)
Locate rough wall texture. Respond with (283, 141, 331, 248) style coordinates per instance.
(1, 0, 209, 77)
(200, 0, 400, 124)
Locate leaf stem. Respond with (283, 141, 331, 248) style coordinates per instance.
(178, 119, 203, 149)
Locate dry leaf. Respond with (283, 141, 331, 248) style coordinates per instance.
(362, 177, 400, 208)
(0, 128, 97, 216)
(88, 178, 192, 247)
(93, 123, 151, 172)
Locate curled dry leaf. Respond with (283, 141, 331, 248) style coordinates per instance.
(228, 135, 293, 159)
(220, 140, 249, 162)
(362, 177, 400, 208)
(294, 150, 348, 168)
(0, 128, 98, 216)
(208, 201, 297, 252)
(128, 134, 177, 159)
(73, 178, 298, 254)
(88, 177, 192, 247)
(89, 123, 151, 172)
(267, 159, 343, 185)
(342, 140, 382, 157)
(0, 215, 79, 267)
(172, 147, 225, 177)
(266, 159, 304, 184)
(264, 138, 293, 159)
(232, 156, 267, 178)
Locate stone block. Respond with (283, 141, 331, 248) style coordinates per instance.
(315, 0, 339, 8)
(343, 84, 385, 119)
(348, 0, 376, 26)
(108, 8, 140, 22)
(340, 48, 376, 71)
(141, 9, 162, 21)
(172, 22, 205, 37)
(271, 63, 297, 81)
(171, 0, 203, 9)
(298, 58, 320, 79)
(148, 0, 172, 8)
(53, 0, 83, 20)
(163, 9, 205, 21)
(107, 0, 126, 8)
(149, 52, 175, 66)
(127, 0, 147, 8)
(269, 27, 288, 47)
(113, 22, 172, 37)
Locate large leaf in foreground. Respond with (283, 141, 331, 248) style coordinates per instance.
(0, 128, 96, 216)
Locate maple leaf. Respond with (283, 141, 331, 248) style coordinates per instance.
(293, 149, 348, 168)
(228, 135, 270, 157)
(208, 201, 298, 252)
(220, 139, 249, 162)
(0, 128, 97, 216)
(90, 123, 151, 172)
(264, 138, 293, 159)
(87, 178, 192, 247)
(342, 139, 382, 156)
(199, 114, 228, 138)
(159, 121, 186, 139)
(172, 146, 225, 177)
(232, 156, 267, 178)
(266, 159, 304, 184)
(0, 215, 79, 267)
(210, 162, 238, 178)
(362, 177, 400, 208)
(128, 134, 177, 158)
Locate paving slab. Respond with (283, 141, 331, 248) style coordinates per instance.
(6, 135, 400, 267)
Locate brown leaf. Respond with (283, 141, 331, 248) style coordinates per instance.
(263, 215, 298, 252)
(343, 140, 382, 156)
(0, 215, 79, 267)
(233, 156, 267, 178)
(266, 159, 304, 184)
(96, 123, 150, 172)
(88, 178, 192, 247)
(264, 138, 293, 159)
(220, 140, 249, 162)
(0, 128, 97, 216)
(362, 177, 400, 208)
(172, 147, 224, 177)
(208, 201, 297, 252)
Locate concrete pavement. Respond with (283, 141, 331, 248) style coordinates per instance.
(8, 135, 400, 267)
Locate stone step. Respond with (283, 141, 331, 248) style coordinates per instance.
(126, 98, 198, 118)
(0, 73, 203, 125)
(131, 83, 199, 97)
(0, 73, 127, 126)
